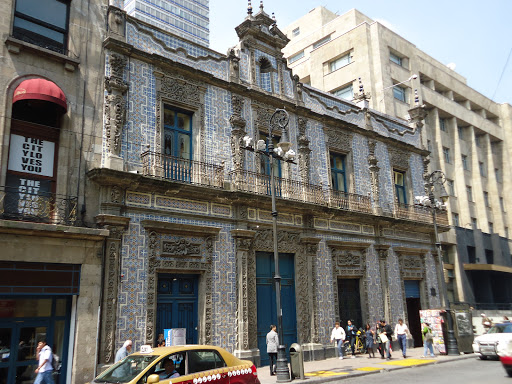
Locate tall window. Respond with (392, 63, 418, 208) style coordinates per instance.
(394, 170, 407, 204)
(331, 84, 353, 100)
(457, 126, 464, 139)
(462, 155, 469, 170)
(479, 161, 486, 177)
(495, 168, 501, 182)
(330, 153, 347, 193)
(292, 27, 300, 37)
(447, 179, 455, 195)
(443, 147, 451, 163)
(329, 53, 351, 72)
(163, 105, 192, 181)
(439, 118, 446, 132)
(500, 197, 505, 212)
(13, 0, 70, 54)
(467, 186, 473, 202)
(393, 85, 406, 102)
(452, 212, 459, 227)
(484, 191, 489, 207)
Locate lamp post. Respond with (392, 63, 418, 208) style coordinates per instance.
(241, 109, 295, 382)
(426, 170, 460, 355)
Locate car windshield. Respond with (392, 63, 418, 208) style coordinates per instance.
(94, 355, 158, 383)
(487, 324, 512, 334)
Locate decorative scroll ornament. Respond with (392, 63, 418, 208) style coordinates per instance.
(162, 239, 201, 256)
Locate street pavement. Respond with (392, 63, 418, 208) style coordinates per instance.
(257, 347, 475, 384)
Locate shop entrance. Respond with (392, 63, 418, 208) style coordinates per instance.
(404, 280, 423, 347)
(337, 278, 362, 329)
(0, 297, 71, 384)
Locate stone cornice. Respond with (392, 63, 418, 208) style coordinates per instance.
(141, 220, 221, 236)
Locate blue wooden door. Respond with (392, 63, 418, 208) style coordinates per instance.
(256, 252, 297, 366)
(156, 274, 198, 345)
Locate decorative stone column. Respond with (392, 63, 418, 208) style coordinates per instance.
(297, 117, 311, 186)
(376, 244, 391, 323)
(95, 214, 130, 364)
(104, 53, 128, 170)
(230, 95, 247, 189)
(299, 234, 323, 361)
(368, 140, 381, 214)
(232, 229, 257, 361)
(228, 48, 241, 83)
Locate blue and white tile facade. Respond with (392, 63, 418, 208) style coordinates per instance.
(100, 6, 444, 360)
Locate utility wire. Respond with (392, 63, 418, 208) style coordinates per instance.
(491, 47, 512, 101)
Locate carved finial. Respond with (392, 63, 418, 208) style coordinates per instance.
(272, 12, 276, 24)
(248, 0, 252, 15)
(414, 89, 420, 106)
(260, 1, 264, 11)
(359, 77, 364, 94)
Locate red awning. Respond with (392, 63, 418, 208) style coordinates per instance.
(13, 78, 67, 111)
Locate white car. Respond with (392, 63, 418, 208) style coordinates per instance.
(472, 322, 512, 360)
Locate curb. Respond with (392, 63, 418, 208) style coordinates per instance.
(262, 354, 476, 384)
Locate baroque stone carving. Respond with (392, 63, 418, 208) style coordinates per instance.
(104, 53, 128, 156)
(110, 185, 123, 204)
(368, 140, 380, 207)
(388, 147, 410, 170)
(162, 239, 201, 256)
(325, 126, 352, 153)
(253, 229, 301, 253)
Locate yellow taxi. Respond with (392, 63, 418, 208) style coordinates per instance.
(89, 345, 260, 384)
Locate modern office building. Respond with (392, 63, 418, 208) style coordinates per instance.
(282, 7, 512, 310)
(123, 0, 209, 46)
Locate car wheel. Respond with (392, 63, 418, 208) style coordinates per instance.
(479, 356, 488, 360)
(507, 369, 512, 377)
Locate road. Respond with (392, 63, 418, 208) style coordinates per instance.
(334, 358, 508, 384)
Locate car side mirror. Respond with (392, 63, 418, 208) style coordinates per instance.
(147, 374, 160, 383)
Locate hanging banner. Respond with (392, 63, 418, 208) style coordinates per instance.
(8, 134, 55, 177)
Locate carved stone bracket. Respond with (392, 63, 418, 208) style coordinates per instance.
(95, 214, 130, 363)
(141, 220, 220, 346)
(228, 48, 241, 83)
(107, 6, 126, 40)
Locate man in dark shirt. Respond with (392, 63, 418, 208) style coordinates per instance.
(380, 319, 393, 360)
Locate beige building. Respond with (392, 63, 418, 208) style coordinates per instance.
(282, 7, 512, 310)
(0, 0, 109, 383)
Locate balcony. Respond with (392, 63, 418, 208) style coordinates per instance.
(141, 151, 224, 189)
(229, 170, 325, 205)
(392, 203, 449, 225)
(329, 190, 372, 213)
(0, 186, 77, 226)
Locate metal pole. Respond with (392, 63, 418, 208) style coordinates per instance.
(268, 131, 291, 382)
(430, 182, 459, 356)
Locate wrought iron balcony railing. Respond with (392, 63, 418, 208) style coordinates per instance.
(328, 189, 372, 213)
(141, 151, 224, 188)
(393, 202, 449, 225)
(229, 170, 325, 205)
(0, 186, 77, 226)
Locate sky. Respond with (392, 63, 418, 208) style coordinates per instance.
(209, 0, 512, 105)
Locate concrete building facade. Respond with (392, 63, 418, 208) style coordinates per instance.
(123, 0, 209, 46)
(282, 7, 512, 310)
(89, 2, 454, 371)
(0, 0, 109, 383)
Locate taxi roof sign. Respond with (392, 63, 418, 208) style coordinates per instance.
(140, 345, 154, 354)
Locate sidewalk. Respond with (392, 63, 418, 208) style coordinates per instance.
(257, 347, 475, 384)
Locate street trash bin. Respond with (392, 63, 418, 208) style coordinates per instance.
(289, 343, 304, 380)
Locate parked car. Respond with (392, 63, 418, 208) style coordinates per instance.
(497, 334, 512, 377)
(88, 345, 260, 384)
(472, 322, 512, 360)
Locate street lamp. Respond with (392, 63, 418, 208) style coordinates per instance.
(242, 109, 295, 382)
(425, 170, 460, 355)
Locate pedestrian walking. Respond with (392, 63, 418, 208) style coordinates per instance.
(394, 318, 409, 358)
(346, 320, 357, 358)
(379, 319, 393, 360)
(364, 323, 375, 358)
(34, 339, 54, 384)
(421, 322, 435, 357)
(115, 340, 132, 363)
(330, 321, 346, 360)
(266, 325, 278, 375)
